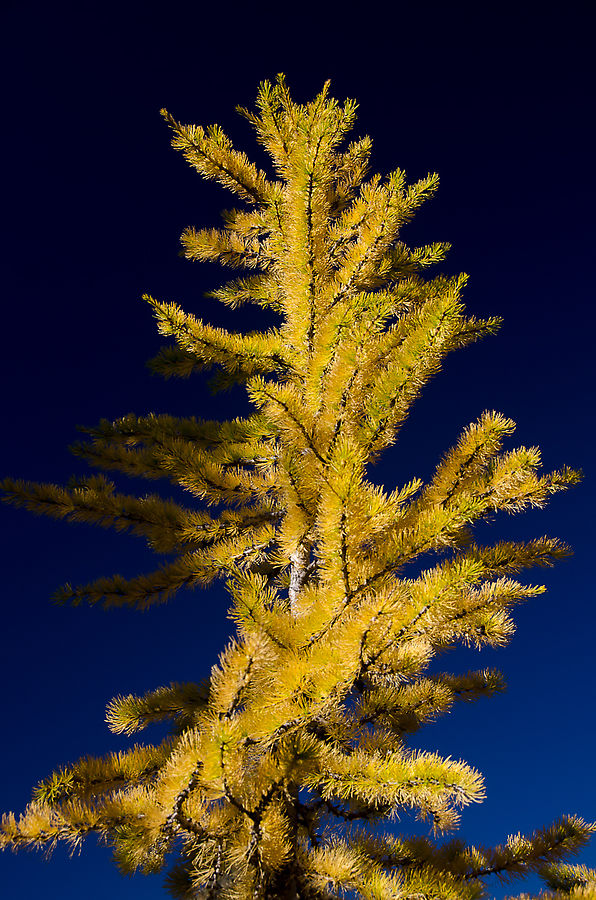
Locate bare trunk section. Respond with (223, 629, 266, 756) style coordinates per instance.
(283, 548, 311, 899)
(288, 544, 310, 612)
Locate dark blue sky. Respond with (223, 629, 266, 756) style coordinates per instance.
(1, 3, 594, 898)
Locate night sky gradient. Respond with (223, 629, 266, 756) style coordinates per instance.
(1, 3, 595, 898)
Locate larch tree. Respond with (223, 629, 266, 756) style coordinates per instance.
(1, 75, 594, 900)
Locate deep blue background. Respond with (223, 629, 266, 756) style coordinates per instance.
(1, 3, 594, 897)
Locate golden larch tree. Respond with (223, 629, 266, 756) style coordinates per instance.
(2, 75, 594, 900)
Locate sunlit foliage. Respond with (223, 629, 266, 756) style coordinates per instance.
(2, 75, 592, 899)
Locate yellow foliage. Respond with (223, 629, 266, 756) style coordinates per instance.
(1, 73, 590, 900)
